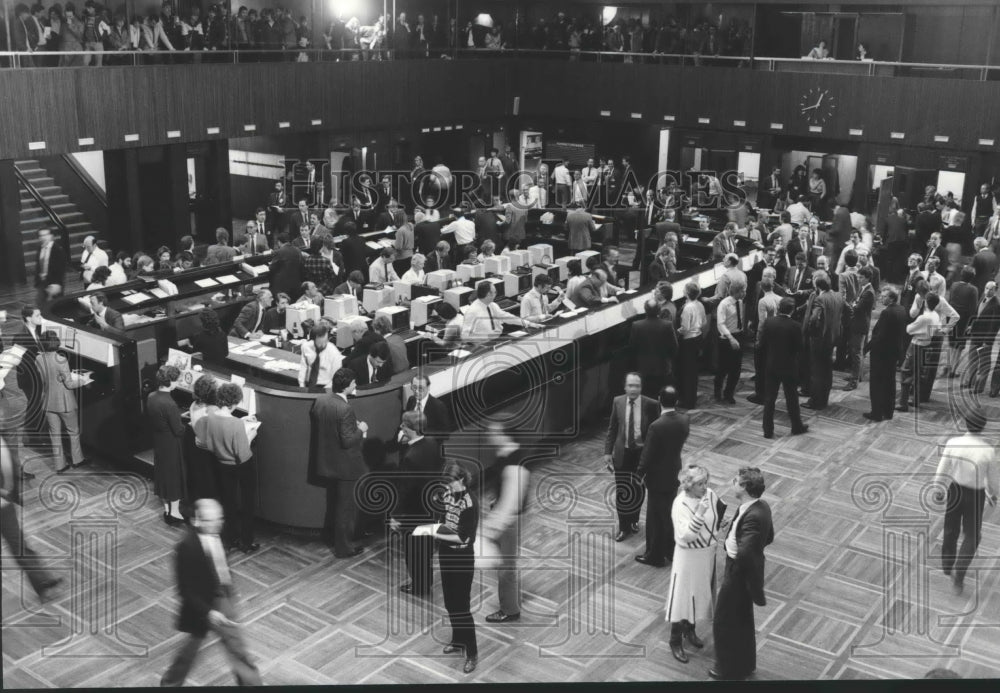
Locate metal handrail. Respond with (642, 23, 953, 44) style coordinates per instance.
(2, 47, 999, 79)
(14, 165, 72, 256)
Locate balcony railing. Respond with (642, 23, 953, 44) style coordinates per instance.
(2, 47, 999, 81)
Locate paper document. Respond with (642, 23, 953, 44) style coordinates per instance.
(194, 278, 219, 288)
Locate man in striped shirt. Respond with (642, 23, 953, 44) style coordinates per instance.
(934, 412, 999, 595)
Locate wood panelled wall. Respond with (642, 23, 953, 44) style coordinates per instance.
(0, 60, 512, 161)
(1, 59, 999, 160)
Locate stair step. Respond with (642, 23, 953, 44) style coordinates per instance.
(21, 175, 55, 187)
(14, 159, 39, 167)
(21, 195, 70, 208)
(21, 211, 85, 225)
(20, 203, 77, 217)
(20, 188, 64, 201)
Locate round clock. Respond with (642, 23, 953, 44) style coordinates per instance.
(799, 87, 836, 125)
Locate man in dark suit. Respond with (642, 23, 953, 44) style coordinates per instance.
(900, 253, 924, 313)
(635, 386, 689, 567)
(6, 306, 45, 433)
(783, 252, 814, 309)
(269, 232, 304, 298)
(883, 207, 910, 283)
(802, 273, 843, 410)
(913, 203, 939, 252)
(759, 166, 783, 210)
(629, 300, 679, 398)
(971, 237, 998, 296)
(161, 499, 262, 686)
(414, 212, 442, 255)
(228, 288, 273, 339)
(844, 266, 877, 391)
(786, 228, 816, 270)
(711, 223, 740, 262)
(710, 467, 773, 681)
(967, 283, 1000, 395)
(337, 224, 370, 279)
(759, 298, 808, 439)
(863, 287, 908, 421)
(334, 270, 366, 305)
(87, 293, 126, 336)
(34, 229, 67, 307)
(266, 180, 288, 241)
(569, 269, 615, 308)
(424, 241, 454, 273)
(345, 341, 393, 386)
(390, 410, 443, 596)
(923, 232, 948, 270)
(473, 203, 502, 248)
(335, 200, 368, 235)
(652, 208, 682, 246)
(309, 369, 369, 558)
(404, 373, 451, 436)
(604, 373, 660, 542)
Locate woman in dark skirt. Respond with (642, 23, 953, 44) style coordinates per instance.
(185, 374, 220, 502)
(435, 462, 479, 674)
(147, 365, 186, 526)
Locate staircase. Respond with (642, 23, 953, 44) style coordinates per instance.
(15, 159, 98, 279)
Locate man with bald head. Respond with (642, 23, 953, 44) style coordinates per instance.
(80, 235, 108, 283)
(161, 498, 262, 686)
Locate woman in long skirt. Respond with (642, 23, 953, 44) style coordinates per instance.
(665, 464, 724, 663)
(147, 365, 186, 525)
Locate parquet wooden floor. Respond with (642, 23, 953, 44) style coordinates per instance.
(4, 339, 1000, 686)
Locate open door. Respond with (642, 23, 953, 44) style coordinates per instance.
(892, 166, 937, 210)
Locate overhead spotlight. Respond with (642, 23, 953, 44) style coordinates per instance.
(474, 13, 494, 28)
(330, 0, 356, 19)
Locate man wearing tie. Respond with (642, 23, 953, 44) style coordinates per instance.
(267, 180, 287, 238)
(644, 189, 660, 228)
(715, 285, 746, 404)
(34, 228, 66, 307)
(604, 373, 660, 542)
(484, 148, 504, 200)
(228, 289, 273, 340)
(761, 166, 783, 210)
(294, 198, 311, 231)
(581, 158, 599, 196)
(242, 220, 270, 256)
(297, 325, 344, 391)
(460, 282, 542, 342)
(161, 499, 262, 686)
(710, 467, 773, 681)
(863, 287, 909, 421)
(635, 386, 689, 567)
(79, 235, 108, 283)
(711, 223, 739, 262)
(404, 373, 451, 436)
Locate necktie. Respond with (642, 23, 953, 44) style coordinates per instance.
(40, 244, 50, 277)
(488, 304, 496, 331)
(980, 298, 988, 316)
(735, 300, 742, 331)
(307, 344, 325, 387)
(252, 304, 263, 333)
(82, 250, 91, 266)
(627, 399, 636, 449)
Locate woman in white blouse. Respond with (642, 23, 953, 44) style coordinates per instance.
(665, 464, 723, 664)
(401, 254, 427, 284)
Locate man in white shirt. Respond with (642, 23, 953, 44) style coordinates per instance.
(298, 324, 344, 390)
(835, 229, 867, 275)
(461, 282, 542, 341)
(898, 292, 942, 412)
(934, 412, 999, 595)
(421, 198, 441, 222)
(922, 256, 946, 297)
(80, 236, 109, 283)
(581, 158, 599, 192)
(368, 248, 400, 285)
(106, 254, 128, 286)
(519, 274, 563, 321)
(553, 159, 572, 208)
(400, 254, 426, 284)
(786, 195, 810, 227)
(442, 211, 476, 247)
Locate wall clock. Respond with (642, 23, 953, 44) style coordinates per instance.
(799, 87, 836, 126)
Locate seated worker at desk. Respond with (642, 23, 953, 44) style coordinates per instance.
(345, 341, 393, 386)
(334, 271, 366, 306)
(369, 248, 401, 285)
(228, 289, 274, 340)
(188, 308, 229, 364)
(401, 254, 427, 284)
(520, 274, 564, 322)
(569, 268, 619, 308)
(423, 302, 465, 351)
(261, 293, 290, 333)
(298, 324, 344, 391)
(87, 293, 126, 335)
(297, 281, 324, 308)
(461, 282, 544, 342)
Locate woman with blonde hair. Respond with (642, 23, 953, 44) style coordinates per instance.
(665, 464, 725, 664)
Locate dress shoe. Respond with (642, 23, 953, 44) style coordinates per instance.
(684, 629, 704, 649)
(164, 513, 185, 527)
(790, 425, 809, 435)
(746, 395, 764, 404)
(443, 644, 462, 655)
(614, 529, 630, 542)
(240, 542, 261, 554)
(862, 412, 883, 422)
(629, 522, 639, 534)
(463, 656, 478, 674)
(55, 466, 72, 475)
(801, 401, 818, 410)
(333, 547, 364, 558)
(670, 643, 689, 663)
(723, 397, 736, 405)
(634, 554, 666, 567)
(73, 459, 90, 469)
(763, 432, 774, 440)
(485, 610, 520, 623)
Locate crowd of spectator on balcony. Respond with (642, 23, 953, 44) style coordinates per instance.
(3, 2, 756, 65)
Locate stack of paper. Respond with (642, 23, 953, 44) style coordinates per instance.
(216, 274, 240, 284)
(194, 278, 219, 288)
(122, 293, 152, 305)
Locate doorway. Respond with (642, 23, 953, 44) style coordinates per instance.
(832, 15, 857, 60)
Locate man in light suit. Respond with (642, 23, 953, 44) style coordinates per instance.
(309, 368, 369, 558)
(161, 499, 261, 686)
(711, 222, 740, 262)
(604, 373, 660, 542)
(710, 466, 773, 681)
(635, 386, 689, 567)
(228, 288, 273, 339)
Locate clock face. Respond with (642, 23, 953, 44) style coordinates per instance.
(799, 87, 836, 126)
